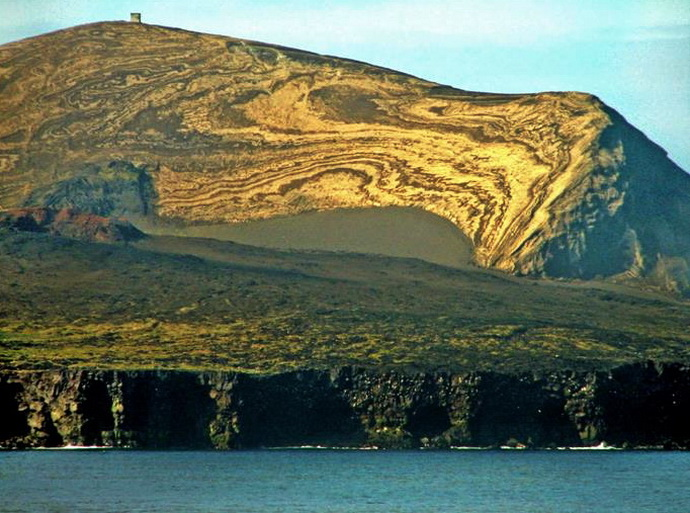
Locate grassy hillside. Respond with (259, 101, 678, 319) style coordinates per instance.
(1, 228, 688, 373)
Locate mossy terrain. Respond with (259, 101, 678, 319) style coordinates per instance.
(1, 228, 689, 373)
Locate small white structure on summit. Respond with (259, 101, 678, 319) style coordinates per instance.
(130, 13, 142, 23)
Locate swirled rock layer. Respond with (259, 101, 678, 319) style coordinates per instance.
(0, 22, 688, 290)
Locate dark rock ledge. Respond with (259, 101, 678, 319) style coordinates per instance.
(1, 363, 689, 450)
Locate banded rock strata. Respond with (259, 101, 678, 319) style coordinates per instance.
(1, 22, 689, 289)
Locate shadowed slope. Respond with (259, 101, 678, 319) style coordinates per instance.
(134, 206, 475, 268)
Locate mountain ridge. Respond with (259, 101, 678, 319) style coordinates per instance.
(0, 21, 688, 294)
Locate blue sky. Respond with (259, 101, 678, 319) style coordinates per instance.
(2, 0, 688, 171)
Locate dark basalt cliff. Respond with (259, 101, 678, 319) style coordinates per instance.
(2, 363, 689, 450)
(1, 22, 689, 292)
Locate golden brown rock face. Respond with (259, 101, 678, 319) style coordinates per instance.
(1, 22, 688, 290)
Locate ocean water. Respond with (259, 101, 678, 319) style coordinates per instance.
(1, 449, 688, 513)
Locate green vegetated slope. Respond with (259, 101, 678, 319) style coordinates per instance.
(1, 228, 688, 373)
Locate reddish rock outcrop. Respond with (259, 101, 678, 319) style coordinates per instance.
(0, 207, 145, 242)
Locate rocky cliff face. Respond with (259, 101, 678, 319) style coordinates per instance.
(2, 363, 688, 450)
(1, 22, 688, 291)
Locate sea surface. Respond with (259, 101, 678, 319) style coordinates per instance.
(1, 449, 688, 513)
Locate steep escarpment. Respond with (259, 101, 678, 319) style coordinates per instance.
(533, 107, 690, 294)
(1, 22, 688, 290)
(2, 364, 689, 450)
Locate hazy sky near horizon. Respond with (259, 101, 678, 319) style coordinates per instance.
(1, 0, 689, 170)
